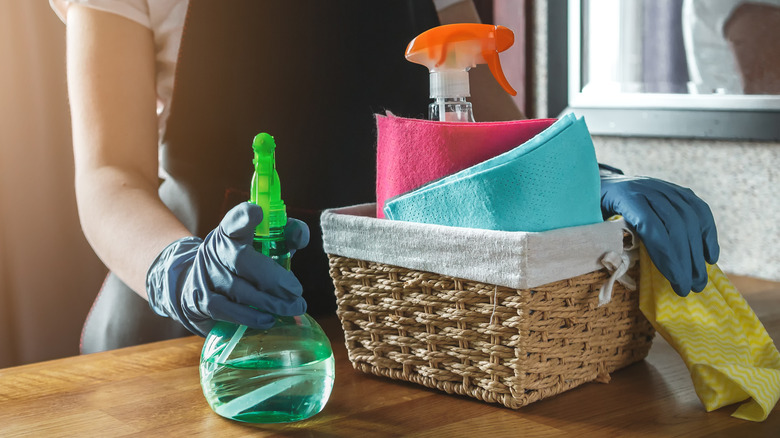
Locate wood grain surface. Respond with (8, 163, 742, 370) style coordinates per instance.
(1, 275, 778, 437)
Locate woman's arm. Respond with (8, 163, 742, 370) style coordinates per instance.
(66, 5, 191, 297)
(66, 5, 307, 335)
(435, 0, 525, 121)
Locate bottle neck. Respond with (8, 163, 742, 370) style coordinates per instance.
(253, 226, 291, 271)
(428, 97, 475, 122)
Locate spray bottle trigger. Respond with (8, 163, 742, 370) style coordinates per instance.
(484, 51, 517, 96)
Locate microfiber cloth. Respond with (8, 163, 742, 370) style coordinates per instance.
(639, 245, 780, 422)
(375, 112, 556, 218)
(382, 114, 602, 232)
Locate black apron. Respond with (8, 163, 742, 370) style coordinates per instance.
(81, 0, 438, 353)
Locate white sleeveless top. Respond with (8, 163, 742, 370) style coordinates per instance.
(50, 0, 189, 139)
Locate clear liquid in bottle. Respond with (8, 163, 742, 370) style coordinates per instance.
(199, 314, 335, 423)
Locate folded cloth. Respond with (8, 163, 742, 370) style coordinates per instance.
(639, 244, 780, 422)
(375, 112, 556, 218)
(383, 113, 603, 232)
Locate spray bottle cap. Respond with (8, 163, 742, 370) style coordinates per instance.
(405, 23, 517, 98)
(251, 133, 287, 236)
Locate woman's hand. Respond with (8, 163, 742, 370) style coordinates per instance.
(146, 203, 309, 336)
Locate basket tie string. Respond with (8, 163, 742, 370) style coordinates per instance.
(489, 284, 498, 325)
(598, 251, 636, 306)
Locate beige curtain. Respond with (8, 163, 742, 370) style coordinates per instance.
(0, 1, 106, 367)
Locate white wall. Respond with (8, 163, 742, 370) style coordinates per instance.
(593, 136, 779, 281)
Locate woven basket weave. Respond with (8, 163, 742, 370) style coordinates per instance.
(328, 255, 655, 409)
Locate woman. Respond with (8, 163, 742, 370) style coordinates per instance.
(52, 0, 719, 353)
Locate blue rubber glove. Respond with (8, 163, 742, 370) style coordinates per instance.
(600, 174, 719, 296)
(146, 202, 309, 336)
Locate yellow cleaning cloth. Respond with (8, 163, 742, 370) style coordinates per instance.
(639, 245, 780, 421)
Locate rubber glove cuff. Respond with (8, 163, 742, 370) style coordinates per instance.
(147, 236, 211, 335)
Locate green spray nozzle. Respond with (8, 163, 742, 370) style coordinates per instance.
(251, 133, 286, 237)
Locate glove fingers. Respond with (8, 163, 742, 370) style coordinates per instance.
(702, 225, 720, 265)
(226, 274, 307, 316)
(633, 194, 693, 296)
(658, 182, 719, 265)
(686, 192, 720, 265)
(663, 189, 710, 293)
(232, 246, 305, 298)
(688, 243, 709, 293)
(285, 218, 310, 252)
(218, 202, 263, 244)
(204, 294, 278, 329)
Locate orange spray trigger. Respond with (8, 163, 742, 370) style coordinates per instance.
(488, 26, 517, 96)
(405, 23, 517, 98)
(484, 51, 516, 96)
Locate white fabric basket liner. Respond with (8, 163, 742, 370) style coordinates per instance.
(321, 203, 635, 290)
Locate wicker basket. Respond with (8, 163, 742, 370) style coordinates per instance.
(327, 256, 654, 409)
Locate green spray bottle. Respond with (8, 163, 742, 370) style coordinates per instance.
(199, 133, 335, 424)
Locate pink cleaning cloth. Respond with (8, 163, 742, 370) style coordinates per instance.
(376, 112, 556, 218)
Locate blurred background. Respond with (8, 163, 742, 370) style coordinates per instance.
(1, 1, 106, 367)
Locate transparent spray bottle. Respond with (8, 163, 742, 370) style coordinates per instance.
(405, 23, 517, 122)
(199, 133, 335, 423)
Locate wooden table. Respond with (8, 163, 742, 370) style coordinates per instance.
(2, 276, 778, 437)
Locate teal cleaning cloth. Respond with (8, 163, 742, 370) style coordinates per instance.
(382, 114, 602, 232)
